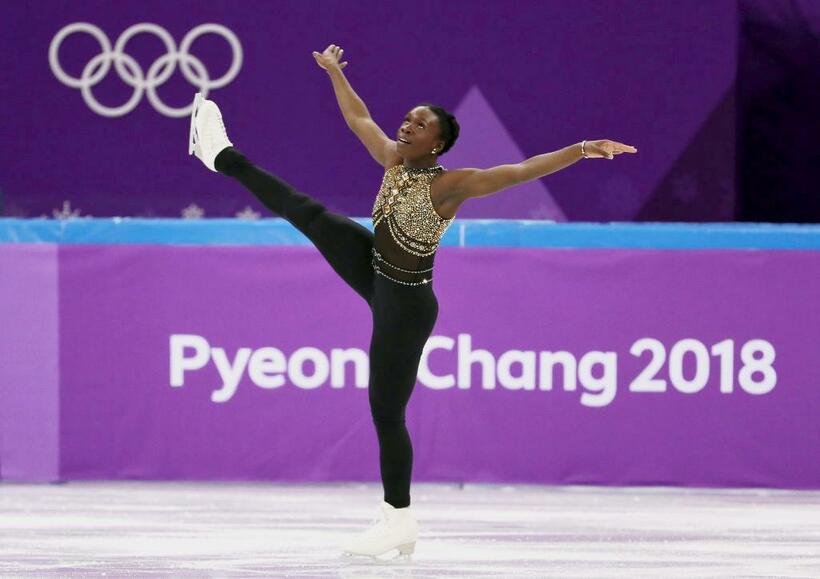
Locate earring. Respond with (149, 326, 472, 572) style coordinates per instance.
(431, 149, 438, 154)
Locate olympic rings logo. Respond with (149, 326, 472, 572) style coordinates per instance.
(49, 22, 243, 118)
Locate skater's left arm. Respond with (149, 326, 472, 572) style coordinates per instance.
(447, 140, 637, 201)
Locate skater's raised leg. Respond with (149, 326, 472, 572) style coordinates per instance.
(190, 94, 375, 304)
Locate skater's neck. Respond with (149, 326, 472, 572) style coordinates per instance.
(402, 158, 440, 170)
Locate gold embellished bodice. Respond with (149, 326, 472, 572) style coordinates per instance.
(372, 164, 454, 252)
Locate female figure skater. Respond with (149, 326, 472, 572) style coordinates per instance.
(189, 44, 637, 559)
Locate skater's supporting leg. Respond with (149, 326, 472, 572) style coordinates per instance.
(367, 285, 439, 508)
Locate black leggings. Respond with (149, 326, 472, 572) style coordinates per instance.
(215, 147, 439, 508)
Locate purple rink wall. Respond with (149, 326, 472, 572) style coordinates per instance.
(2, 219, 819, 488)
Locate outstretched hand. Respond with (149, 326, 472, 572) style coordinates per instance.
(313, 44, 348, 71)
(584, 140, 638, 160)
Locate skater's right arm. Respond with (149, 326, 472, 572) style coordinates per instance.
(313, 45, 400, 168)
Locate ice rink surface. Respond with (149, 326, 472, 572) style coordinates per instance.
(1, 481, 818, 578)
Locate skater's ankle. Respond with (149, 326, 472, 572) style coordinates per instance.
(385, 499, 411, 509)
(214, 146, 238, 174)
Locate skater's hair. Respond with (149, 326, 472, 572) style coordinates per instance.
(419, 103, 460, 155)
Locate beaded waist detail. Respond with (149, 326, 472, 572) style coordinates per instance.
(371, 248, 433, 286)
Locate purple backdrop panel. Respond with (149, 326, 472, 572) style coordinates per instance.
(1, 0, 736, 221)
(56, 245, 820, 488)
(0, 245, 60, 481)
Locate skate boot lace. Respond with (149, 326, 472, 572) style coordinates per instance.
(207, 116, 227, 142)
(216, 115, 227, 140)
(200, 104, 229, 149)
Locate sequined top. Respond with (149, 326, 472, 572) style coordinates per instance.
(371, 164, 455, 259)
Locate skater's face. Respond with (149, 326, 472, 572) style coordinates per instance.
(396, 106, 446, 161)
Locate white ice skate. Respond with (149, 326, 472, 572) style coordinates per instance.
(188, 92, 233, 172)
(341, 501, 418, 561)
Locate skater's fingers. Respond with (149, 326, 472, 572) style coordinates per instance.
(340, 61, 348, 68)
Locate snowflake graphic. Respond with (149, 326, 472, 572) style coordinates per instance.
(235, 206, 261, 220)
(181, 203, 205, 219)
(52, 200, 89, 219)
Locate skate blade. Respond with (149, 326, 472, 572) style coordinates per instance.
(188, 92, 203, 156)
(339, 554, 414, 566)
(340, 544, 415, 564)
